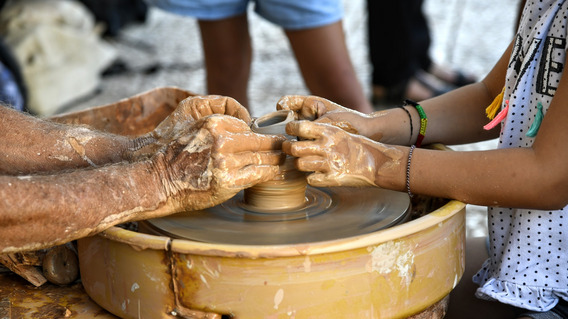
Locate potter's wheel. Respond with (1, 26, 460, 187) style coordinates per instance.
(70, 92, 464, 319)
(142, 186, 410, 245)
(142, 110, 411, 245)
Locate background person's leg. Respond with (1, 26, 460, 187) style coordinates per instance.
(199, 14, 252, 109)
(285, 21, 373, 113)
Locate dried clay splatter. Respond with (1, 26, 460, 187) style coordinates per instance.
(367, 241, 415, 287)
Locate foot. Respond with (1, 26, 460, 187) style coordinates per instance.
(427, 63, 477, 87)
(372, 70, 453, 107)
(406, 73, 447, 101)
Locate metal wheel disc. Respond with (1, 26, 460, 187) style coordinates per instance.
(142, 187, 411, 245)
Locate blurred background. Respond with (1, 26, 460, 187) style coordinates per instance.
(0, 0, 522, 237)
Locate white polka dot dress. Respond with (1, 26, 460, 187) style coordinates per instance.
(472, 0, 568, 312)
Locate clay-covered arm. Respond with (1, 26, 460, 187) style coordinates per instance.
(0, 106, 133, 175)
(284, 119, 568, 210)
(0, 160, 163, 252)
(0, 115, 285, 253)
(49, 87, 193, 136)
(284, 41, 568, 210)
(0, 95, 253, 175)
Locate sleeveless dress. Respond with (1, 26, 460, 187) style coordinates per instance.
(472, 0, 568, 311)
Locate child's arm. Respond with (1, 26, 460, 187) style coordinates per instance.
(315, 40, 514, 147)
(401, 40, 568, 209)
(410, 41, 511, 146)
(285, 39, 568, 210)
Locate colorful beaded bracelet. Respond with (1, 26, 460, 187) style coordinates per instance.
(404, 99, 427, 147)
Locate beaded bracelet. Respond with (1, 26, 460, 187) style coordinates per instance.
(397, 105, 413, 144)
(406, 145, 416, 198)
(404, 99, 427, 147)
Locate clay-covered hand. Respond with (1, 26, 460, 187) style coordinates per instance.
(131, 95, 252, 159)
(175, 95, 252, 124)
(283, 120, 403, 188)
(276, 95, 380, 139)
(276, 95, 358, 121)
(152, 114, 286, 211)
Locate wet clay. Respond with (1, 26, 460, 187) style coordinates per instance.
(245, 110, 307, 211)
(244, 156, 307, 212)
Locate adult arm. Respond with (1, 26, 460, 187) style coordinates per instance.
(0, 115, 285, 253)
(0, 106, 132, 175)
(0, 95, 252, 175)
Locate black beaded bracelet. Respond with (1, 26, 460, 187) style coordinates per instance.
(397, 105, 413, 145)
(404, 99, 428, 147)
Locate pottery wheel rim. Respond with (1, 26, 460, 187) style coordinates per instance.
(143, 187, 411, 245)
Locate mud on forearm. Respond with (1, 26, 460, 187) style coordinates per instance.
(0, 107, 133, 174)
(0, 160, 168, 253)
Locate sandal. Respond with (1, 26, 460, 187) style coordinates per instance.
(517, 311, 565, 319)
(516, 299, 568, 319)
(371, 80, 408, 107)
(371, 71, 453, 109)
(452, 70, 477, 87)
(414, 69, 454, 97)
(427, 63, 477, 87)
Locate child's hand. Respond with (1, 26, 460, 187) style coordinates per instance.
(316, 111, 382, 141)
(277, 95, 380, 140)
(276, 95, 363, 120)
(283, 120, 402, 188)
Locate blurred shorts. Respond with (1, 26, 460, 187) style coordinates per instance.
(144, 0, 343, 30)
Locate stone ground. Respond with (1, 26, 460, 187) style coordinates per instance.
(64, 0, 522, 238)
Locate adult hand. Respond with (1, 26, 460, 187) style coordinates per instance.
(283, 120, 403, 188)
(175, 95, 252, 124)
(153, 114, 286, 212)
(131, 95, 252, 159)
